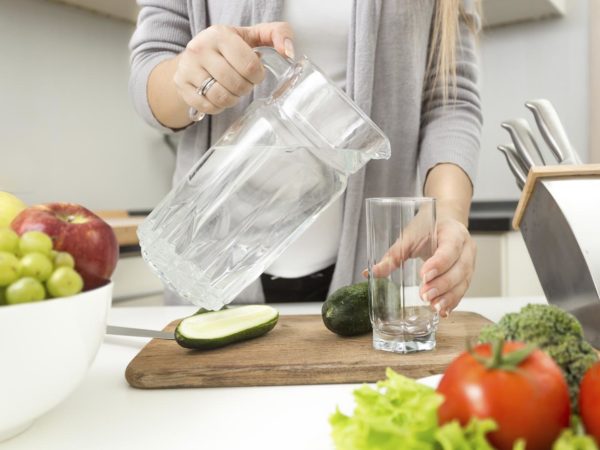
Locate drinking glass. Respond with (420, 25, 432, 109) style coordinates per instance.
(366, 197, 438, 353)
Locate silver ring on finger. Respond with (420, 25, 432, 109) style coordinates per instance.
(197, 76, 217, 97)
(188, 107, 206, 122)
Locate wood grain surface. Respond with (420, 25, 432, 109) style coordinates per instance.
(512, 164, 600, 229)
(125, 312, 492, 389)
(95, 210, 145, 246)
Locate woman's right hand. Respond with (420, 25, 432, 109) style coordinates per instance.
(174, 22, 295, 118)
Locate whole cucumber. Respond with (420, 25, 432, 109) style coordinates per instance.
(322, 282, 372, 336)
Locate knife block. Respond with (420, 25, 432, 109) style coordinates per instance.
(513, 164, 600, 347)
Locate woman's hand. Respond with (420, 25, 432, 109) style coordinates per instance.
(174, 22, 294, 116)
(367, 164, 477, 318)
(147, 22, 294, 129)
(367, 213, 476, 318)
(419, 218, 476, 317)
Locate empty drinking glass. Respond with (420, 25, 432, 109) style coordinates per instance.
(366, 197, 438, 353)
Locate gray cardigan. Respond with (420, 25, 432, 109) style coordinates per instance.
(129, 0, 483, 304)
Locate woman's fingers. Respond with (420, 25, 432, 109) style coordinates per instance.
(420, 251, 468, 303)
(204, 82, 239, 109)
(178, 81, 223, 115)
(234, 22, 295, 58)
(421, 236, 463, 283)
(175, 22, 296, 116)
(173, 54, 216, 115)
(213, 26, 265, 84)
(371, 232, 434, 278)
(184, 59, 240, 109)
(370, 236, 410, 278)
(420, 221, 467, 283)
(368, 217, 476, 319)
(430, 279, 469, 318)
(200, 50, 254, 97)
(420, 220, 476, 316)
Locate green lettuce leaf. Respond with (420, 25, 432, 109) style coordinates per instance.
(436, 419, 498, 450)
(552, 429, 599, 450)
(330, 368, 509, 450)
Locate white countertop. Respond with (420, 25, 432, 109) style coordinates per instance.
(2, 297, 547, 450)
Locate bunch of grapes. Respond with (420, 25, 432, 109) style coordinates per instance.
(0, 228, 84, 306)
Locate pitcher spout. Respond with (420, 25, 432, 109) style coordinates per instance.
(371, 137, 392, 160)
(328, 133, 390, 174)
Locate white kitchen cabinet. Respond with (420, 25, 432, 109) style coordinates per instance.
(50, 0, 137, 22)
(111, 254, 164, 304)
(482, 0, 566, 28)
(467, 233, 503, 297)
(468, 231, 544, 298)
(501, 231, 544, 296)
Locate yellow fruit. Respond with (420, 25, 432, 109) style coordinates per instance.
(0, 192, 26, 228)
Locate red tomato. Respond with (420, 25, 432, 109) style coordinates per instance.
(437, 341, 571, 450)
(580, 362, 600, 443)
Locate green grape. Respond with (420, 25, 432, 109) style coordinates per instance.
(46, 267, 83, 298)
(0, 251, 21, 286)
(19, 231, 53, 256)
(19, 230, 53, 256)
(53, 251, 75, 269)
(0, 287, 6, 306)
(6, 277, 46, 304)
(0, 228, 19, 254)
(20, 252, 53, 281)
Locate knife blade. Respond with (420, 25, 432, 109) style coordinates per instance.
(497, 144, 527, 190)
(106, 325, 175, 340)
(525, 99, 582, 165)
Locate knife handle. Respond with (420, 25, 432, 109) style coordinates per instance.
(498, 144, 527, 190)
(525, 99, 582, 165)
(501, 120, 538, 169)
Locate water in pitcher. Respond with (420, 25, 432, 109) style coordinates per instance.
(138, 145, 369, 310)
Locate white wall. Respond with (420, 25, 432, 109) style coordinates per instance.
(476, 0, 589, 200)
(0, 0, 174, 211)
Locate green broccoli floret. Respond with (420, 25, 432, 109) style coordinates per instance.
(479, 304, 598, 411)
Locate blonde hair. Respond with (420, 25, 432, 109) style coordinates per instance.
(427, 0, 479, 102)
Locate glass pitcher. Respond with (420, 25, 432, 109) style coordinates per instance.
(138, 47, 391, 310)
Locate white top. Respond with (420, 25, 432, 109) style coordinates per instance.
(266, 0, 351, 278)
(283, 0, 350, 89)
(2, 296, 548, 450)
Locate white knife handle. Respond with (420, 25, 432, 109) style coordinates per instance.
(525, 99, 582, 165)
(498, 144, 527, 190)
(501, 120, 536, 169)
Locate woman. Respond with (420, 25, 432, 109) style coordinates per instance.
(129, 0, 482, 317)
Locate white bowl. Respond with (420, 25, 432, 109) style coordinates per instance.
(0, 282, 112, 442)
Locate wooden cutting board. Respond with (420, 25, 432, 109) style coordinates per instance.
(125, 312, 492, 389)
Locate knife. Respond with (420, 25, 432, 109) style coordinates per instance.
(500, 120, 538, 169)
(525, 99, 582, 165)
(106, 325, 175, 340)
(501, 118, 546, 165)
(497, 144, 527, 190)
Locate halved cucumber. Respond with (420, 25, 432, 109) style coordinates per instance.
(175, 305, 279, 350)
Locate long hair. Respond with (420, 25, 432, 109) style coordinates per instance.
(426, 0, 480, 102)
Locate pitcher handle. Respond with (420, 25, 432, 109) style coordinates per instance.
(254, 46, 296, 84)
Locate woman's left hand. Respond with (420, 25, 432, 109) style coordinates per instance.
(419, 218, 476, 317)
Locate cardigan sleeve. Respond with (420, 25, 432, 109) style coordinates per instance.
(128, 0, 193, 133)
(418, 3, 483, 187)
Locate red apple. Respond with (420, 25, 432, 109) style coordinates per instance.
(11, 203, 118, 290)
